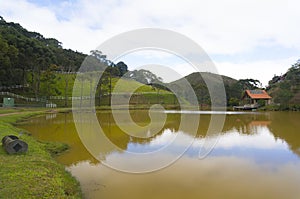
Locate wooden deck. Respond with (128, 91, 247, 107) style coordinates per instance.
(233, 104, 259, 111)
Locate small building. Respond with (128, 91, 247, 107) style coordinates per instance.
(242, 90, 272, 105)
(233, 90, 272, 110)
(3, 97, 15, 107)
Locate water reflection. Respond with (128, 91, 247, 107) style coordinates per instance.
(19, 111, 300, 199)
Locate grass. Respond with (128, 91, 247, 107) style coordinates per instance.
(72, 76, 171, 96)
(0, 109, 82, 198)
(0, 108, 32, 114)
(6, 73, 176, 108)
(111, 78, 157, 93)
(30, 73, 171, 97)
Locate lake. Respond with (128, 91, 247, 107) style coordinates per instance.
(19, 111, 300, 199)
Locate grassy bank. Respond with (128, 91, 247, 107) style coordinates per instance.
(0, 109, 82, 198)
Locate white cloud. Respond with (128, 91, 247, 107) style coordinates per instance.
(215, 57, 298, 86)
(214, 127, 288, 150)
(147, 126, 289, 151)
(115, 50, 194, 82)
(1, 0, 300, 83)
(196, 127, 288, 151)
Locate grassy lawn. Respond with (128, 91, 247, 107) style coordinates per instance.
(0, 108, 27, 114)
(47, 73, 167, 97)
(0, 110, 82, 198)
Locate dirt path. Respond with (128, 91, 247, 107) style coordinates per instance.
(0, 109, 61, 117)
(0, 112, 25, 117)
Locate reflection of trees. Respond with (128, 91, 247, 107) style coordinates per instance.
(99, 111, 179, 146)
(159, 113, 272, 137)
(217, 112, 300, 159)
(21, 111, 300, 165)
(221, 113, 271, 135)
(268, 112, 300, 157)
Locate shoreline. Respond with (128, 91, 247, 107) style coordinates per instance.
(0, 108, 82, 198)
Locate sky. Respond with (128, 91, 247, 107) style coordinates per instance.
(1, 0, 300, 86)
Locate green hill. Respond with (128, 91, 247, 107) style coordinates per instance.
(55, 74, 168, 97)
(168, 72, 260, 106)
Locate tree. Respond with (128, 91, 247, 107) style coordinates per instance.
(115, 61, 128, 77)
(87, 50, 112, 106)
(274, 89, 293, 105)
(124, 69, 162, 84)
(228, 97, 239, 106)
(61, 66, 75, 107)
(0, 35, 18, 86)
(96, 71, 110, 106)
(40, 64, 61, 100)
(237, 79, 261, 90)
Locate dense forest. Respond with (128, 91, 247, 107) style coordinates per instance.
(0, 16, 85, 85)
(0, 16, 87, 100)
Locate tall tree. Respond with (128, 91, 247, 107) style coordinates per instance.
(115, 61, 128, 77)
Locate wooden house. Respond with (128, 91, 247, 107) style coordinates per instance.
(234, 90, 272, 110)
(242, 89, 272, 105)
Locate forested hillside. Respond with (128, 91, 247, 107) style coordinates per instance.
(267, 60, 300, 108)
(0, 16, 86, 88)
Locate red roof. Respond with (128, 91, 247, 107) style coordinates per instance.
(244, 90, 272, 99)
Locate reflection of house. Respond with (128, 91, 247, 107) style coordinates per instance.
(242, 90, 272, 105)
(249, 120, 271, 126)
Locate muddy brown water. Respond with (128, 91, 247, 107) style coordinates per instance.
(19, 111, 300, 199)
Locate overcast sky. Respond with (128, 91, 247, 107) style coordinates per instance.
(1, 0, 300, 86)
